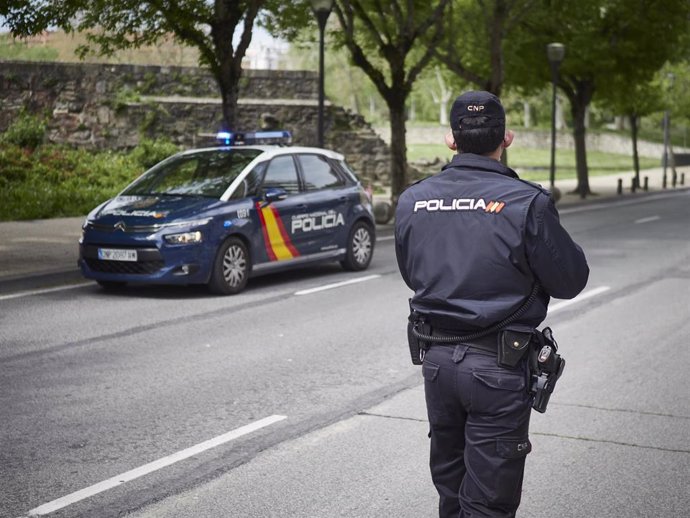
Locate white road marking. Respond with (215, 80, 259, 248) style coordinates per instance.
(26, 415, 287, 516)
(377, 235, 395, 242)
(548, 286, 611, 314)
(11, 237, 77, 244)
(634, 215, 661, 224)
(295, 274, 381, 295)
(0, 283, 91, 301)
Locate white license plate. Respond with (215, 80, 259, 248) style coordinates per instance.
(98, 248, 138, 262)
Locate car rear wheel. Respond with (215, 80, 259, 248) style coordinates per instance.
(341, 221, 374, 271)
(208, 237, 250, 294)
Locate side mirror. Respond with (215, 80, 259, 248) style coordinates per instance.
(262, 187, 288, 203)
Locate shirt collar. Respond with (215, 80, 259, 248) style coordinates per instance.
(441, 153, 519, 179)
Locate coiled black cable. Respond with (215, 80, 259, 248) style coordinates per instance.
(411, 283, 541, 343)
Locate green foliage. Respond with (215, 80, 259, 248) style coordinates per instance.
(112, 87, 141, 113)
(0, 138, 178, 221)
(1, 111, 47, 150)
(129, 137, 181, 169)
(664, 61, 690, 126)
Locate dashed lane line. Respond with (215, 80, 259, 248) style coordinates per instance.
(547, 286, 611, 314)
(25, 415, 287, 517)
(634, 215, 661, 224)
(294, 274, 381, 295)
(0, 282, 91, 301)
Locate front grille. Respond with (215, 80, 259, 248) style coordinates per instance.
(87, 222, 162, 233)
(85, 258, 164, 275)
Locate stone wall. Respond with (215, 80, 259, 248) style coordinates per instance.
(0, 60, 391, 186)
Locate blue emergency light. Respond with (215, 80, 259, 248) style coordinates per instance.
(216, 130, 292, 147)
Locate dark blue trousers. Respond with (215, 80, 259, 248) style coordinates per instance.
(423, 343, 533, 518)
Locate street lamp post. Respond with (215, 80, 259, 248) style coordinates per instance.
(662, 72, 675, 189)
(310, 0, 334, 148)
(547, 42, 565, 201)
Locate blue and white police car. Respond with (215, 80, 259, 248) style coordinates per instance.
(78, 131, 376, 294)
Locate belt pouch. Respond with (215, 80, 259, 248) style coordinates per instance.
(498, 328, 533, 368)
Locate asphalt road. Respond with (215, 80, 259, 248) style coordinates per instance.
(2, 190, 689, 518)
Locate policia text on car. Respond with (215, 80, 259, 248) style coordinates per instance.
(395, 91, 589, 518)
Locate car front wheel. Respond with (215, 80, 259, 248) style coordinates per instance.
(208, 237, 250, 295)
(341, 221, 374, 271)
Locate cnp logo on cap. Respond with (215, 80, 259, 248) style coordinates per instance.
(450, 91, 505, 131)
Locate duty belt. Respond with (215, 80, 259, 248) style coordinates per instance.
(429, 327, 499, 355)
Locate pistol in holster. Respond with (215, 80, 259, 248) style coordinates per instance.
(407, 309, 431, 365)
(529, 327, 566, 413)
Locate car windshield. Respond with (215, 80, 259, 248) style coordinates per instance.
(122, 148, 263, 198)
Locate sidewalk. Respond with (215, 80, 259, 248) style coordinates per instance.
(0, 167, 687, 289)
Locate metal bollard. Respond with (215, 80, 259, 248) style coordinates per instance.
(643, 176, 649, 191)
(617, 178, 623, 195)
(672, 171, 677, 188)
(663, 174, 667, 189)
(631, 177, 636, 193)
(681, 173, 685, 186)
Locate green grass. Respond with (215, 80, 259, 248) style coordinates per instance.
(407, 144, 660, 181)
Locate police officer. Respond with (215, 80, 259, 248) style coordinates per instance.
(395, 91, 589, 517)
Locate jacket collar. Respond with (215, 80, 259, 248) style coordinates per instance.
(441, 153, 519, 179)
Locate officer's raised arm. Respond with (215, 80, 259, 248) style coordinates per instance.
(526, 192, 589, 299)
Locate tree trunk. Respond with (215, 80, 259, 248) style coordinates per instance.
(218, 59, 241, 130)
(630, 113, 640, 187)
(387, 94, 409, 205)
(486, 0, 507, 96)
(566, 81, 594, 198)
(523, 101, 531, 128)
(570, 102, 590, 198)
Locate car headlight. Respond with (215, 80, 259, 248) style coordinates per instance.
(164, 231, 203, 245)
(163, 218, 211, 229)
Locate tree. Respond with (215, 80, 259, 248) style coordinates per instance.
(511, 0, 690, 198)
(0, 0, 269, 130)
(330, 0, 451, 202)
(602, 78, 664, 185)
(430, 66, 453, 125)
(262, 1, 454, 200)
(433, 0, 536, 97)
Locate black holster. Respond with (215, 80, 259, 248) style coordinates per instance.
(529, 327, 566, 413)
(407, 310, 430, 365)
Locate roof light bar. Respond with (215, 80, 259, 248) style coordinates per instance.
(216, 130, 293, 147)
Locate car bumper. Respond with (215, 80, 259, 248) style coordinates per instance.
(79, 242, 212, 285)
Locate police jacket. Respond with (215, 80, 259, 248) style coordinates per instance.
(395, 153, 589, 331)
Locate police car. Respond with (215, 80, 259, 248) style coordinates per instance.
(78, 131, 376, 294)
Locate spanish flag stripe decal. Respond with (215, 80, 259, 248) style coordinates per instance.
(255, 202, 299, 261)
(485, 200, 505, 214)
(255, 202, 277, 261)
(268, 205, 300, 257)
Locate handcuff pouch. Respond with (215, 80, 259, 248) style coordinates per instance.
(497, 326, 533, 368)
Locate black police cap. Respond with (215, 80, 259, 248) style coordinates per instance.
(450, 91, 505, 131)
